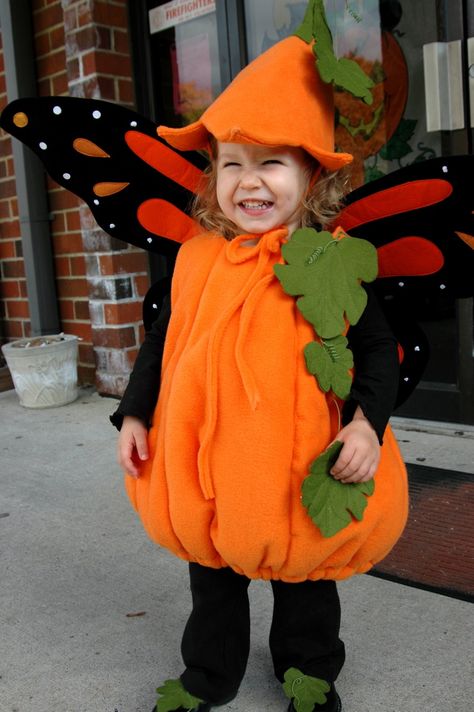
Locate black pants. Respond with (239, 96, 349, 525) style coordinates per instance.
(180, 563, 345, 705)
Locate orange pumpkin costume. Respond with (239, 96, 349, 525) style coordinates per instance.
(125, 7, 408, 584)
(125, 227, 408, 582)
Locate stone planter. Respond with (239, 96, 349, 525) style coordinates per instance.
(1, 334, 79, 408)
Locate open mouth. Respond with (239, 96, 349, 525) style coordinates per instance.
(239, 199, 273, 211)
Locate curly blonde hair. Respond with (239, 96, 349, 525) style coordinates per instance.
(191, 144, 352, 240)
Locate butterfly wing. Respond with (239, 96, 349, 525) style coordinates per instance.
(0, 96, 208, 257)
(337, 155, 474, 405)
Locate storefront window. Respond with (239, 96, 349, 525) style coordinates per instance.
(148, 0, 221, 126)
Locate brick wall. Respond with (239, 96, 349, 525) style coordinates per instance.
(0, 0, 150, 395)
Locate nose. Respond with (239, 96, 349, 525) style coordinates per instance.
(239, 168, 262, 189)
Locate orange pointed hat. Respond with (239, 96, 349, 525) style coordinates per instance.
(157, 1, 371, 171)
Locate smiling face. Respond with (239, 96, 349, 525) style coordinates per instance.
(215, 142, 311, 236)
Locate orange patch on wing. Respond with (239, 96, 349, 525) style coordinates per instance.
(93, 182, 130, 197)
(73, 138, 110, 158)
(377, 237, 444, 277)
(13, 112, 29, 128)
(455, 231, 474, 250)
(339, 179, 453, 231)
(137, 199, 200, 243)
(125, 131, 203, 193)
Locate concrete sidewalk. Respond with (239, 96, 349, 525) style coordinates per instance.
(1, 387, 473, 712)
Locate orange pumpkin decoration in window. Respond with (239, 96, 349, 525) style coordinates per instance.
(335, 30, 408, 187)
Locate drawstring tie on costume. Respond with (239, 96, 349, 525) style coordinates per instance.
(197, 228, 288, 500)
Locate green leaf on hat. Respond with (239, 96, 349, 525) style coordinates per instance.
(294, 0, 374, 105)
(156, 678, 204, 712)
(282, 667, 330, 712)
(302, 441, 375, 537)
(304, 335, 353, 401)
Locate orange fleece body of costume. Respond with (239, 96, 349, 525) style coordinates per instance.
(125, 228, 408, 582)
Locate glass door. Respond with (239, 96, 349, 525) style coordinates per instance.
(243, 0, 474, 424)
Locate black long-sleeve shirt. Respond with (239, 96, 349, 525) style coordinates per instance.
(110, 285, 399, 443)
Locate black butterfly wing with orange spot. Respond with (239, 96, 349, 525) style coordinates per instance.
(0, 96, 207, 258)
(336, 155, 474, 405)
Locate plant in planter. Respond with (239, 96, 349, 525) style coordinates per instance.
(1, 334, 79, 408)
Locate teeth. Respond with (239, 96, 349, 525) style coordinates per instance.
(240, 200, 271, 209)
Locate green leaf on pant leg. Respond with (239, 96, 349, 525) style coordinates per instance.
(156, 678, 204, 712)
(302, 442, 375, 538)
(283, 667, 330, 712)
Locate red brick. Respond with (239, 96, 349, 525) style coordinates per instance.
(0, 219, 21, 239)
(37, 49, 67, 79)
(66, 57, 81, 82)
(19, 280, 28, 298)
(78, 363, 95, 385)
(38, 77, 53, 96)
(0, 179, 17, 199)
(34, 31, 51, 57)
(52, 232, 84, 255)
(62, 319, 92, 342)
(118, 79, 134, 105)
(134, 274, 150, 298)
(104, 300, 142, 325)
(54, 255, 71, 277)
(92, 325, 136, 349)
(33, 4, 64, 33)
(0, 240, 17, 259)
(97, 75, 115, 100)
(96, 50, 131, 77)
(0, 201, 11, 221)
(66, 210, 82, 232)
(113, 28, 129, 55)
(77, 4, 93, 28)
(70, 255, 86, 276)
(0, 220, 21, 239)
(48, 188, 80, 212)
(56, 277, 89, 298)
(97, 26, 112, 50)
(51, 212, 66, 233)
(2, 261, 25, 279)
(4, 320, 24, 339)
(59, 299, 75, 320)
(50, 25, 66, 51)
(6, 300, 30, 319)
(99, 251, 147, 276)
(52, 73, 68, 94)
(78, 342, 95, 364)
(74, 299, 91, 320)
(0, 280, 20, 299)
(93, 3, 127, 28)
(82, 50, 97, 76)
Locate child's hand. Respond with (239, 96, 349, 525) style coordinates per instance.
(117, 416, 149, 478)
(330, 407, 380, 484)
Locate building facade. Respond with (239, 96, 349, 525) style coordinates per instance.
(0, 0, 473, 423)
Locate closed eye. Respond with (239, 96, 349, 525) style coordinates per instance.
(263, 159, 283, 165)
(222, 161, 240, 167)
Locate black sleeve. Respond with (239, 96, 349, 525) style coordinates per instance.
(109, 294, 171, 431)
(342, 285, 399, 443)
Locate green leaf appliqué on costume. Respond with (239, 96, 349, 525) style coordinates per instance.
(156, 678, 204, 712)
(283, 668, 330, 712)
(304, 335, 353, 401)
(274, 227, 377, 401)
(275, 228, 377, 339)
(294, 0, 374, 104)
(302, 442, 375, 537)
